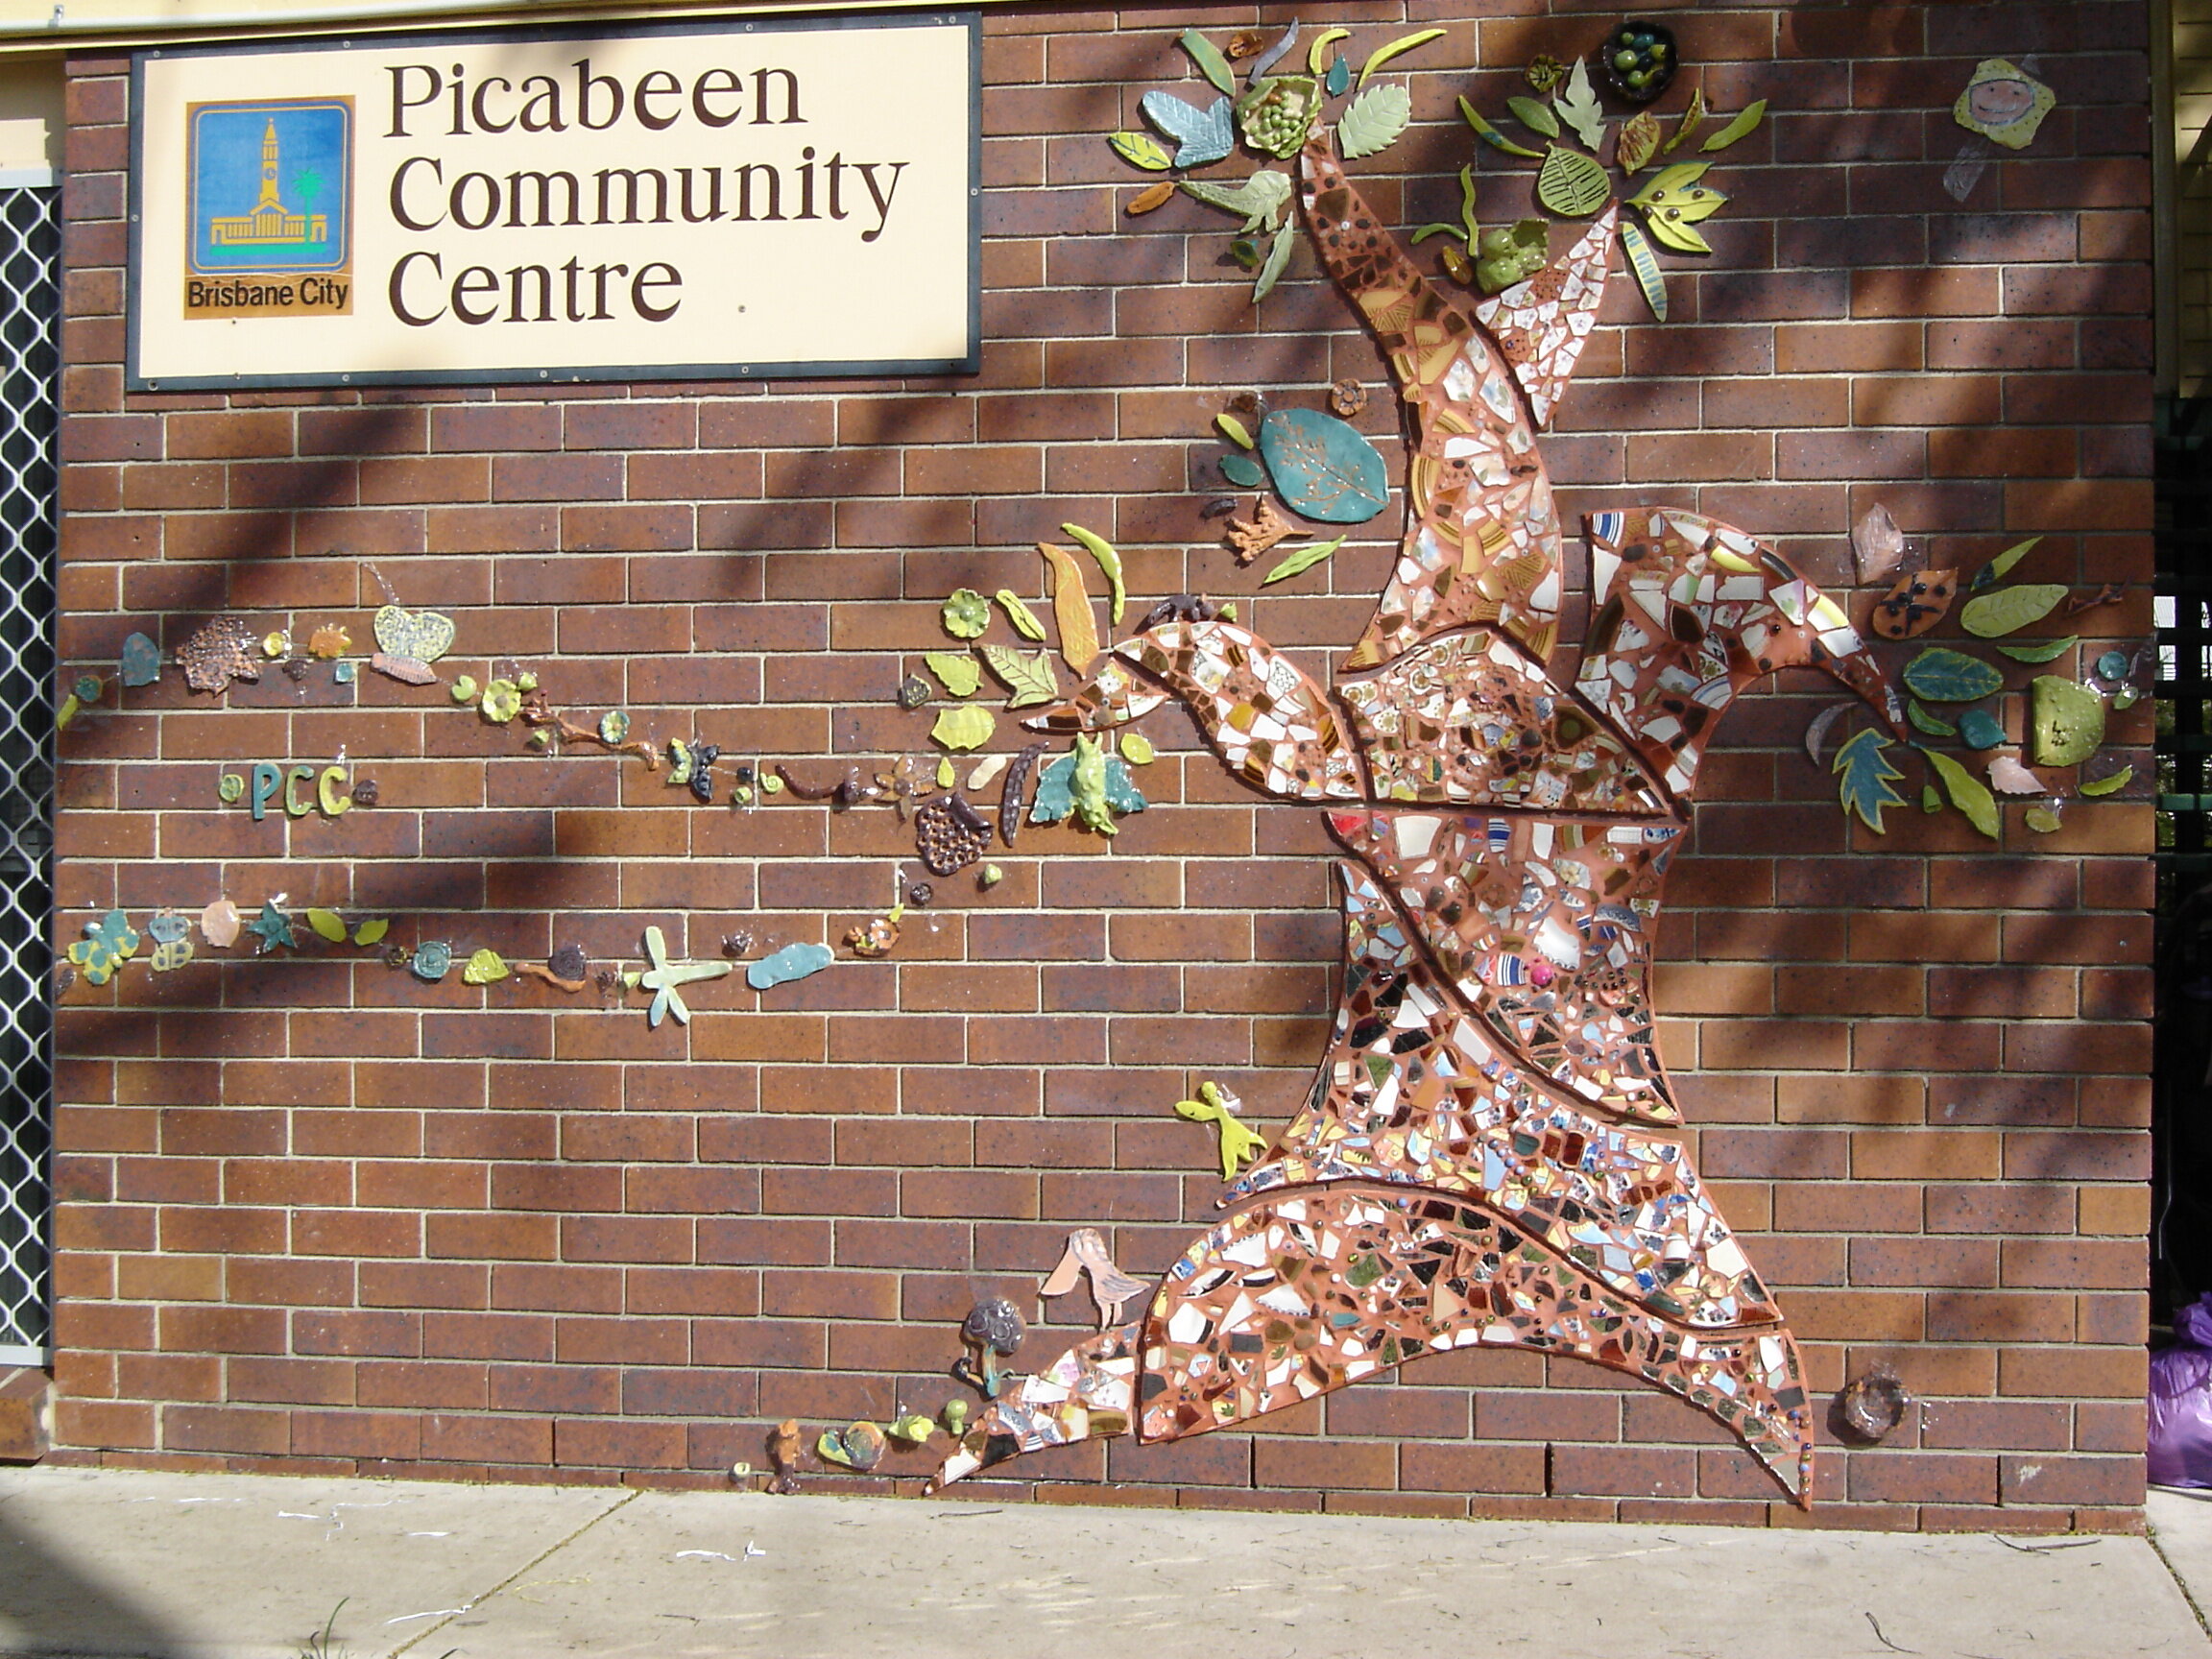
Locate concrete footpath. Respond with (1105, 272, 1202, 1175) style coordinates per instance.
(1, 1466, 2209, 1659)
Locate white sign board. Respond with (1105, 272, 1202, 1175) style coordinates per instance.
(129, 12, 979, 388)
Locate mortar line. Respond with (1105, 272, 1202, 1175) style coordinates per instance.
(388, 1486, 641, 1659)
(2148, 1516, 2212, 1646)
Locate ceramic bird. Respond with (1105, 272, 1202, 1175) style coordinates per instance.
(1038, 1227, 1151, 1329)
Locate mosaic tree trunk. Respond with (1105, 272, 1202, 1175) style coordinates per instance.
(930, 126, 1905, 1506)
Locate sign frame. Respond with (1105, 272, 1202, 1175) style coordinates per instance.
(127, 8, 982, 391)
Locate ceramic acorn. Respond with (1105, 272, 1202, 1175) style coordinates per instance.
(928, 89, 1903, 1509)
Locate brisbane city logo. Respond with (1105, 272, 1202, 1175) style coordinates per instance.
(185, 96, 353, 318)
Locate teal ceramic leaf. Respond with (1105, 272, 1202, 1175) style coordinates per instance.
(1956, 707, 2007, 750)
(1902, 647, 2005, 703)
(1833, 727, 1908, 833)
(1257, 407, 1390, 523)
(1220, 452, 1267, 488)
(747, 942, 833, 991)
(1140, 90, 1236, 168)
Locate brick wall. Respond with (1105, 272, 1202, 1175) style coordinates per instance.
(48, 0, 2154, 1530)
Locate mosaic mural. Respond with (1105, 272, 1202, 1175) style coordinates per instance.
(48, 20, 2136, 1502)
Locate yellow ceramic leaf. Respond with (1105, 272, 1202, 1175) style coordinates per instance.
(462, 948, 511, 985)
(1036, 541, 1100, 672)
(306, 908, 348, 943)
(931, 705, 997, 752)
(353, 918, 390, 947)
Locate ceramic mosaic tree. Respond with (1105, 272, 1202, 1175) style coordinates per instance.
(926, 26, 1908, 1506)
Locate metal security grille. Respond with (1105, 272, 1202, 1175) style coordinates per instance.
(0, 184, 57, 1367)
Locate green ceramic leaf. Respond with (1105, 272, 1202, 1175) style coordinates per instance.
(930, 705, 996, 752)
(1960, 584, 2067, 638)
(1336, 83, 1411, 160)
(1506, 95, 1559, 139)
(1921, 746, 2001, 839)
(980, 643, 1061, 709)
(307, 907, 348, 943)
(1641, 212, 1713, 255)
(2080, 764, 2133, 797)
(1109, 131, 1174, 172)
(1120, 733, 1155, 765)
(1358, 27, 1443, 85)
(1618, 218, 1668, 321)
(1700, 99, 1767, 153)
(996, 590, 1047, 641)
(941, 589, 990, 639)
(1459, 97, 1545, 158)
(925, 651, 981, 696)
(1179, 28, 1237, 96)
(2025, 805, 2064, 833)
(1552, 58, 1606, 151)
(1262, 533, 1347, 585)
(1628, 161, 1718, 213)
(1216, 413, 1255, 448)
(2031, 675, 2104, 766)
(1833, 727, 1908, 833)
(1903, 647, 2005, 703)
(1920, 783, 1942, 814)
(1258, 407, 1389, 523)
(1537, 145, 1612, 217)
(1664, 84, 1708, 154)
(1181, 169, 1293, 231)
(1906, 700, 1958, 738)
(1957, 708, 2007, 750)
(1220, 452, 1267, 488)
(1971, 535, 2041, 590)
(1061, 521, 1126, 625)
(1251, 223, 1296, 303)
(1995, 634, 2078, 664)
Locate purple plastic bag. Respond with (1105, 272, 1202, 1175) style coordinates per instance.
(2151, 1293, 2212, 1488)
